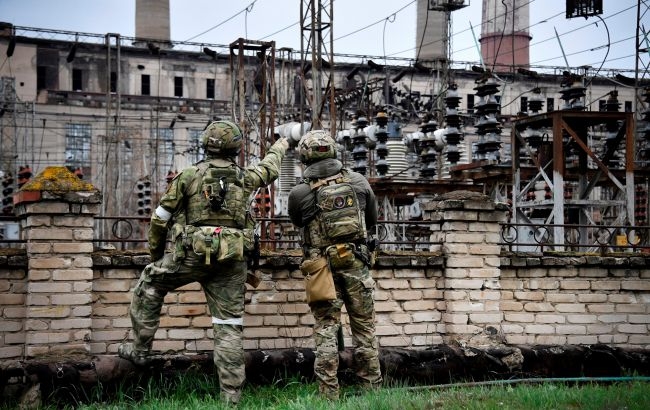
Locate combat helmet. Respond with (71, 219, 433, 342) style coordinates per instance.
(201, 120, 243, 156)
(298, 130, 337, 165)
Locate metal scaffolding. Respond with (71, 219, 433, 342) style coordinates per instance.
(229, 38, 277, 245)
(300, 0, 335, 136)
(511, 110, 639, 251)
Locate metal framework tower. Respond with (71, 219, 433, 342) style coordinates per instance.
(229, 38, 277, 244)
(300, 0, 335, 136)
(635, 0, 649, 118)
(510, 110, 638, 251)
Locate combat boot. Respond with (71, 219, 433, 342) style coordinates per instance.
(118, 343, 151, 366)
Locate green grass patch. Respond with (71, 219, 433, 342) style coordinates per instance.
(4, 372, 650, 410)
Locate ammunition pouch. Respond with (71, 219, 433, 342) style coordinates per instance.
(183, 225, 253, 265)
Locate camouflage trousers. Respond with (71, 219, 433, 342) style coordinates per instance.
(309, 256, 382, 400)
(128, 251, 247, 403)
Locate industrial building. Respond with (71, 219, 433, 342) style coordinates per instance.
(0, 0, 647, 252)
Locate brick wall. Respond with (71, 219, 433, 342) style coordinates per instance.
(500, 256, 650, 346)
(3, 251, 650, 362)
(86, 253, 447, 355)
(1, 181, 649, 363)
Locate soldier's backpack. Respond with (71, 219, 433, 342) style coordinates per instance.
(308, 171, 366, 247)
(185, 160, 247, 229)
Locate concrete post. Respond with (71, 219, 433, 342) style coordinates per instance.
(13, 166, 101, 359)
(422, 191, 508, 347)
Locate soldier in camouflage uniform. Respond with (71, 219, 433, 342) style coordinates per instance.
(118, 120, 289, 405)
(287, 130, 382, 400)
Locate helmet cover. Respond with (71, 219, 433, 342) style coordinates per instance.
(201, 120, 243, 155)
(297, 130, 336, 164)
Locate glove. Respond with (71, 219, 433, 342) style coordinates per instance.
(278, 137, 289, 151)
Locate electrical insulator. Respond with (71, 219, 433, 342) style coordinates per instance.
(603, 90, 622, 167)
(564, 184, 573, 200)
(136, 178, 152, 216)
(254, 191, 271, 217)
(1, 172, 14, 215)
(640, 87, 650, 163)
(523, 88, 545, 150)
(473, 76, 502, 162)
(559, 72, 586, 111)
(443, 83, 463, 164)
(17, 165, 32, 188)
(350, 116, 369, 175)
(635, 185, 647, 223)
(374, 111, 389, 176)
(418, 117, 439, 178)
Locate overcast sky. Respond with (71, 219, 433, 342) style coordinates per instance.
(0, 0, 641, 72)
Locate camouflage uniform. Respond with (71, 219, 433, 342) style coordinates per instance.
(287, 131, 382, 400)
(120, 121, 288, 405)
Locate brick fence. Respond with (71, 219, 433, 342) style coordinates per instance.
(1, 167, 649, 363)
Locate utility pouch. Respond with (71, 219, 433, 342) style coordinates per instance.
(191, 226, 221, 264)
(190, 226, 247, 264)
(325, 243, 355, 269)
(300, 256, 336, 303)
(218, 227, 246, 262)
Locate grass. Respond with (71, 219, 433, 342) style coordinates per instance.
(3, 372, 650, 410)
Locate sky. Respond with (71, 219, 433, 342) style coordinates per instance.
(0, 0, 642, 73)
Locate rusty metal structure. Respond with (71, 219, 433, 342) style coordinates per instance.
(229, 38, 277, 244)
(300, 0, 335, 136)
(511, 110, 638, 250)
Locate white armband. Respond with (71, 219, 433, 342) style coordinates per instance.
(155, 206, 172, 221)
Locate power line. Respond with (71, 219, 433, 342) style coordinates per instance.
(333, 0, 416, 42)
(448, 4, 635, 71)
(530, 35, 634, 65)
(389, 0, 636, 70)
(183, 0, 259, 42)
(260, 21, 299, 41)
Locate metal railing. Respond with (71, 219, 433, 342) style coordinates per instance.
(92, 217, 438, 252)
(500, 222, 650, 255)
(255, 218, 437, 252)
(93, 216, 151, 250)
(3, 214, 650, 256)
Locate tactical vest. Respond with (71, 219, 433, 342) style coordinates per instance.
(185, 160, 246, 229)
(305, 171, 367, 249)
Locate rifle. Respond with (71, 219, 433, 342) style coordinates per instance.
(246, 233, 261, 288)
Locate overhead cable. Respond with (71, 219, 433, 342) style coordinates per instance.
(184, 0, 258, 42)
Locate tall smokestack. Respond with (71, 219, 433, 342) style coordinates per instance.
(134, 0, 171, 49)
(480, 0, 531, 72)
(415, 0, 449, 67)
